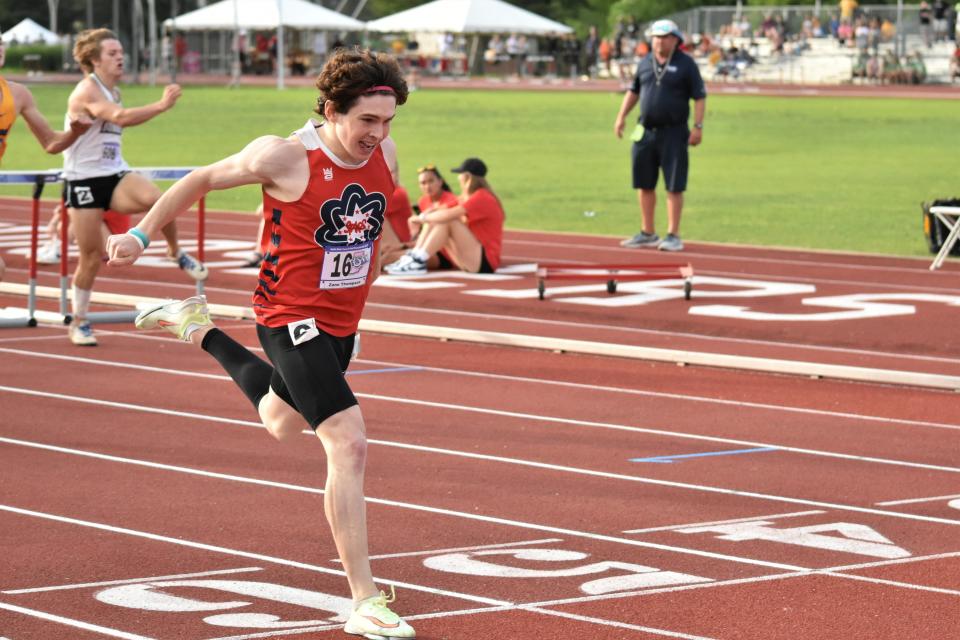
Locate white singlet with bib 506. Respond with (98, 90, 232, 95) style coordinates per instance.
(63, 73, 130, 180)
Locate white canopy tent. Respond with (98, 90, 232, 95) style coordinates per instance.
(365, 0, 573, 35)
(163, 0, 365, 88)
(366, 0, 572, 73)
(165, 0, 365, 31)
(2, 18, 61, 45)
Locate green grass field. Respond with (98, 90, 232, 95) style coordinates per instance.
(5, 83, 958, 257)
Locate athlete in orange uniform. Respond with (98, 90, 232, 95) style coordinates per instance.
(0, 37, 90, 280)
(106, 49, 416, 640)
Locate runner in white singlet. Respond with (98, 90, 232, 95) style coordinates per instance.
(62, 28, 207, 347)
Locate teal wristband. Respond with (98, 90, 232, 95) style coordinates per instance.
(127, 227, 150, 250)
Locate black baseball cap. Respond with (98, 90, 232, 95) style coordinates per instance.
(451, 157, 487, 177)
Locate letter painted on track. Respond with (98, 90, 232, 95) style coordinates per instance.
(422, 548, 711, 594)
(676, 521, 911, 559)
(95, 579, 352, 628)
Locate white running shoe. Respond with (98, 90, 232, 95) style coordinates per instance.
(174, 251, 209, 281)
(135, 295, 211, 341)
(68, 321, 97, 346)
(384, 253, 427, 275)
(37, 240, 61, 264)
(344, 588, 415, 639)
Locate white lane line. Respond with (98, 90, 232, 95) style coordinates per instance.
(361, 538, 564, 561)
(817, 571, 960, 596)
(4, 358, 959, 476)
(2, 567, 263, 595)
(0, 600, 155, 640)
(0, 436, 806, 571)
(519, 607, 716, 640)
(7, 345, 959, 433)
(520, 550, 960, 609)
(209, 550, 960, 640)
(207, 604, 716, 640)
(0, 504, 508, 607)
(365, 299, 960, 364)
(876, 493, 960, 506)
(359, 393, 960, 475)
(359, 357, 960, 432)
(3, 388, 960, 531)
(623, 510, 826, 534)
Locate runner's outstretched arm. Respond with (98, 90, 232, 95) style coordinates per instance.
(106, 135, 292, 266)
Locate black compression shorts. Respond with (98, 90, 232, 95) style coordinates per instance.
(256, 322, 358, 429)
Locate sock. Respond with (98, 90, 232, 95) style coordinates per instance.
(200, 328, 273, 410)
(410, 248, 428, 262)
(72, 285, 91, 321)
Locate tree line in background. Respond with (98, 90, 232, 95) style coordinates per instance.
(0, 0, 910, 41)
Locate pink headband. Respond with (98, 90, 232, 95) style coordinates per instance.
(366, 85, 395, 94)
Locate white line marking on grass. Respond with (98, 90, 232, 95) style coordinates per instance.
(876, 493, 960, 506)
(2, 387, 960, 532)
(0, 436, 805, 571)
(2, 567, 263, 594)
(0, 600, 155, 640)
(623, 510, 826, 534)
(0, 504, 508, 607)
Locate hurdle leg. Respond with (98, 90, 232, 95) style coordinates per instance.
(196, 195, 206, 297)
(59, 194, 70, 322)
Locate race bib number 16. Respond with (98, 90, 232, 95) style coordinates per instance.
(319, 242, 372, 289)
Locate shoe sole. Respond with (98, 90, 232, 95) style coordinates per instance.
(135, 297, 208, 330)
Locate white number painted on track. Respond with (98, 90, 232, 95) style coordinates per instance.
(95, 579, 352, 628)
(422, 548, 711, 594)
(948, 498, 960, 510)
(676, 521, 911, 559)
(690, 293, 960, 322)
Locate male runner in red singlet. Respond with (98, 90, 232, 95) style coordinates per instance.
(0, 35, 90, 281)
(106, 49, 415, 640)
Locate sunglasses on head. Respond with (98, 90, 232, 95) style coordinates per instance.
(417, 164, 437, 173)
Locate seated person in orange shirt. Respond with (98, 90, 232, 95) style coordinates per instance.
(384, 157, 504, 275)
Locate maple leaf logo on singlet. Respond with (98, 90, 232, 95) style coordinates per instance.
(315, 183, 386, 246)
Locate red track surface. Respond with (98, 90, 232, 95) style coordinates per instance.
(1, 203, 959, 639)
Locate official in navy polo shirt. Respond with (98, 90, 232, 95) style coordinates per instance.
(614, 19, 706, 252)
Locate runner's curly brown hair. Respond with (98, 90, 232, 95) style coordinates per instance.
(314, 48, 408, 118)
(73, 28, 119, 74)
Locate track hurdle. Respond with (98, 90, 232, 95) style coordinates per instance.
(0, 170, 62, 327)
(0, 167, 204, 327)
(534, 262, 694, 300)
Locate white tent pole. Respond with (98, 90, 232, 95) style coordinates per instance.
(148, 0, 157, 85)
(231, 0, 241, 87)
(277, 0, 286, 90)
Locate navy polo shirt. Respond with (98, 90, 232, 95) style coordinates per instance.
(629, 50, 706, 129)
